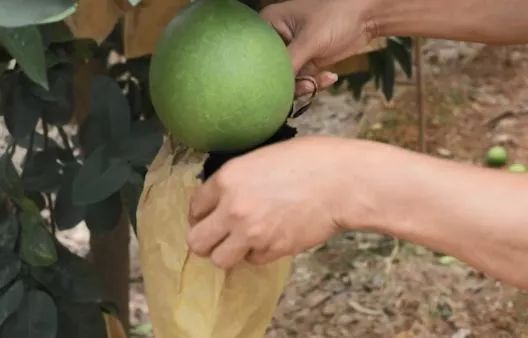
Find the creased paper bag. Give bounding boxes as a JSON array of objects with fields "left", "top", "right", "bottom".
[{"left": 137, "top": 139, "right": 293, "bottom": 338}]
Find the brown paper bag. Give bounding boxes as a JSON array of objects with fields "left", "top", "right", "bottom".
[{"left": 137, "top": 139, "right": 293, "bottom": 338}]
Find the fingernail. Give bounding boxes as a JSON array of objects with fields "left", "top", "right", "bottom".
[{"left": 328, "top": 72, "right": 339, "bottom": 82}]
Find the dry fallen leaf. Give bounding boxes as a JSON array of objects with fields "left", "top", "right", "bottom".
[
  {"left": 65, "top": 0, "right": 123, "bottom": 44},
  {"left": 123, "top": 0, "right": 190, "bottom": 58}
]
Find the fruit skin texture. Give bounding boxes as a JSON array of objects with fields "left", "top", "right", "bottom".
[
  {"left": 486, "top": 145, "right": 508, "bottom": 167},
  {"left": 149, "top": 0, "right": 295, "bottom": 152}
]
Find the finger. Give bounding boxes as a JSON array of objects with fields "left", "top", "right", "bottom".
[
  {"left": 260, "top": 6, "right": 294, "bottom": 43},
  {"left": 295, "top": 71, "right": 338, "bottom": 97},
  {"left": 287, "top": 33, "right": 318, "bottom": 73},
  {"left": 188, "top": 177, "right": 220, "bottom": 225},
  {"left": 186, "top": 210, "right": 229, "bottom": 257},
  {"left": 210, "top": 232, "right": 251, "bottom": 269},
  {"left": 317, "top": 71, "right": 339, "bottom": 90}
]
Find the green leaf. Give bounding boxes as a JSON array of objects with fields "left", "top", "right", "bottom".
[
  {"left": 0, "top": 289, "right": 57, "bottom": 338},
  {"left": 0, "top": 26, "right": 48, "bottom": 89},
  {"left": 24, "top": 191, "right": 46, "bottom": 211},
  {"left": 121, "top": 182, "right": 142, "bottom": 233},
  {"left": 0, "top": 154, "right": 23, "bottom": 200},
  {"left": 55, "top": 165, "right": 85, "bottom": 231},
  {"left": 56, "top": 301, "right": 107, "bottom": 338},
  {"left": 37, "top": 6, "right": 77, "bottom": 26},
  {"left": 0, "top": 211, "right": 18, "bottom": 251},
  {"left": 89, "top": 75, "right": 131, "bottom": 151},
  {"left": 85, "top": 193, "right": 122, "bottom": 234},
  {"left": 0, "top": 47, "right": 10, "bottom": 62},
  {"left": 31, "top": 245, "right": 103, "bottom": 302},
  {"left": 388, "top": 38, "right": 412, "bottom": 78},
  {"left": 368, "top": 51, "right": 383, "bottom": 90},
  {"left": 41, "top": 64, "right": 74, "bottom": 125},
  {"left": 78, "top": 117, "right": 105, "bottom": 156},
  {"left": 121, "top": 172, "right": 144, "bottom": 233},
  {"left": 345, "top": 72, "right": 372, "bottom": 100},
  {"left": 381, "top": 49, "right": 396, "bottom": 101},
  {"left": 19, "top": 208, "right": 57, "bottom": 267},
  {"left": 17, "top": 132, "right": 61, "bottom": 151},
  {"left": 39, "top": 22, "right": 74, "bottom": 46},
  {"left": 396, "top": 36, "right": 412, "bottom": 49},
  {"left": 126, "top": 79, "right": 142, "bottom": 120},
  {"left": 72, "top": 146, "right": 132, "bottom": 205},
  {"left": 0, "top": 62, "right": 6, "bottom": 77},
  {"left": 0, "top": 280, "right": 24, "bottom": 327},
  {"left": 0, "top": 252, "right": 20, "bottom": 289},
  {"left": 22, "top": 148, "right": 63, "bottom": 193},
  {"left": 3, "top": 74, "right": 41, "bottom": 141},
  {"left": 122, "top": 118, "right": 163, "bottom": 166},
  {"left": 0, "top": 71, "right": 16, "bottom": 116},
  {"left": 0, "top": 0, "right": 77, "bottom": 28}
]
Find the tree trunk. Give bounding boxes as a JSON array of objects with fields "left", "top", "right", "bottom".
[
  {"left": 90, "top": 213, "right": 130, "bottom": 331},
  {"left": 73, "top": 59, "right": 131, "bottom": 331}
]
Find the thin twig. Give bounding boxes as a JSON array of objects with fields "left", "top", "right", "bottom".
[
  {"left": 45, "top": 193, "right": 56, "bottom": 234},
  {"left": 57, "top": 126, "right": 73, "bottom": 154},
  {"left": 484, "top": 110, "right": 528, "bottom": 129},
  {"left": 42, "top": 121, "right": 49, "bottom": 150},
  {"left": 348, "top": 300, "right": 384, "bottom": 316},
  {"left": 23, "top": 130, "right": 36, "bottom": 166},
  {"left": 384, "top": 238, "right": 400, "bottom": 275},
  {"left": 415, "top": 37, "right": 426, "bottom": 153},
  {"left": 8, "top": 141, "right": 16, "bottom": 159},
  {"left": 41, "top": 120, "right": 55, "bottom": 232}
]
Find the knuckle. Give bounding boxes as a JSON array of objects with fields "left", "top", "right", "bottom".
[
  {"left": 214, "top": 162, "right": 239, "bottom": 190},
  {"left": 225, "top": 201, "right": 251, "bottom": 221},
  {"left": 214, "top": 169, "right": 230, "bottom": 187},
  {"left": 211, "top": 253, "right": 231, "bottom": 270},
  {"left": 186, "top": 233, "right": 208, "bottom": 257},
  {"left": 260, "top": 3, "right": 279, "bottom": 17},
  {"left": 245, "top": 226, "right": 267, "bottom": 245},
  {"left": 188, "top": 241, "right": 208, "bottom": 257},
  {"left": 270, "top": 241, "right": 290, "bottom": 255}
]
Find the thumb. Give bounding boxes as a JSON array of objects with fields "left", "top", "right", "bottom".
[{"left": 287, "top": 32, "right": 318, "bottom": 74}]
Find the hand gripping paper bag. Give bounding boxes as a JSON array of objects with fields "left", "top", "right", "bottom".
[{"left": 136, "top": 137, "right": 293, "bottom": 338}]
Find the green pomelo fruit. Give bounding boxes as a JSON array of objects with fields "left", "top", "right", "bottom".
[
  {"left": 149, "top": 0, "right": 295, "bottom": 152},
  {"left": 485, "top": 145, "right": 508, "bottom": 167}
]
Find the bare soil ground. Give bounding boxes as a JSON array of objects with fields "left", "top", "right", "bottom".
[{"left": 265, "top": 41, "right": 528, "bottom": 338}]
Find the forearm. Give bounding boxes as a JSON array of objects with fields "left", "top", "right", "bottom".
[
  {"left": 367, "top": 0, "right": 528, "bottom": 45},
  {"left": 337, "top": 141, "right": 528, "bottom": 289}
]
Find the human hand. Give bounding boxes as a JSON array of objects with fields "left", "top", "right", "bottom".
[
  {"left": 186, "top": 136, "right": 384, "bottom": 269},
  {"left": 260, "top": 0, "right": 376, "bottom": 96}
]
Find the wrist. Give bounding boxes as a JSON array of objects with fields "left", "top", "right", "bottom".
[
  {"left": 330, "top": 140, "right": 409, "bottom": 233},
  {"left": 364, "top": 0, "right": 441, "bottom": 39}
]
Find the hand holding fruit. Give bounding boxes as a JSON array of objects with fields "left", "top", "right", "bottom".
[{"left": 260, "top": 0, "right": 375, "bottom": 96}]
